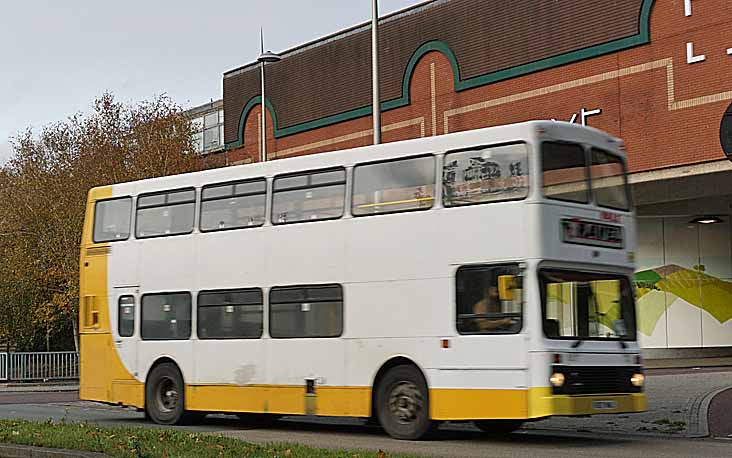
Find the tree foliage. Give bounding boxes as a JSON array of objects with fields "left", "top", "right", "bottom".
[{"left": 0, "top": 93, "right": 202, "bottom": 351}]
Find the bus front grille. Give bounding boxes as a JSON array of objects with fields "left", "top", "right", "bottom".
[{"left": 551, "top": 365, "right": 642, "bottom": 395}]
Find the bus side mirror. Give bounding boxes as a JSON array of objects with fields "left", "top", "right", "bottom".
[{"left": 498, "top": 275, "right": 517, "bottom": 301}]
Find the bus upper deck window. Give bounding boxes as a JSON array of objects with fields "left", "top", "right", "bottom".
[
  {"left": 93, "top": 197, "right": 132, "bottom": 243},
  {"left": 136, "top": 189, "right": 195, "bottom": 238},
  {"left": 541, "top": 142, "right": 588, "bottom": 204},
  {"left": 352, "top": 156, "right": 435, "bottom": 216},
  {"left": 200, "top": 179, "right": 266, "bottom": 232},
  {"left": 590, "top": 148, "right": 630, "bottom": 211},
  {"left": 443, "top": 143, "right": 529, "bottom": 207},
  {"left": 272, "top": 169, "right": 346, "bottom": 225}
]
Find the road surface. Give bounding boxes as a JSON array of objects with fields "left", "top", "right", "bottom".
[{"left": 0, "top": 393, "right": 729, "bottom": 458}]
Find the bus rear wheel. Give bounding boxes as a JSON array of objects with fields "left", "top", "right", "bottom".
[
  {"left": 145, "top": 362, "right": 196, "bottom": 425},
  {"left": 376, "top": 365, "right": 433, "bottom": 440},
  {"left": 473, "top": 419, "right": 524, "bottom": 435}
]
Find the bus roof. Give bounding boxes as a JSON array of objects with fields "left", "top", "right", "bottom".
[{"left": 97, "top": 120, "right": 623, "bottom": 198}]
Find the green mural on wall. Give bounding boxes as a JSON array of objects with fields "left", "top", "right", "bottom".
[{"left": 634, "top": 265, "right": 732, "bottom": 335}]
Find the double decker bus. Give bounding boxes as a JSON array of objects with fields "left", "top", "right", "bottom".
[{"left": 79, "top": 121, "right": 646, "bottom": 440}]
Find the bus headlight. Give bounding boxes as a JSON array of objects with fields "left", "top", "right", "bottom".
[
  {"left": 550, "top": 372, "right": 565, "bottom": 387},
  {"left": 631, "top": 373, "right": 645, "bottom": 387}
]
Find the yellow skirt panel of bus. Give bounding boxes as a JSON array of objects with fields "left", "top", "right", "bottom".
[
  {"left": 79, "top": 333, "right": 143, "bottom": 407},
  {"left": 430, "top": 388, "right": 528, "bottom": 420},
  {"left": 185, "top": 385, "right": 371, "bottom": 417},
  {"left": 184, "top": 386, "right": 644, "bottom": 420}
]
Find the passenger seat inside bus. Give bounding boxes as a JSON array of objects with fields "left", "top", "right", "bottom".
[{"left": 544, "top": 319, "right": 560, "bottom": 338}]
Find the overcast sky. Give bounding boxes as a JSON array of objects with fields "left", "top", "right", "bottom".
[{"left": 0, "top": 0, "right": 421, "bottom": 163}]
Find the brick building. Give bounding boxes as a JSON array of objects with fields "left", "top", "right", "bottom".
[{"left": 219, "top": 0, "right": 732, "bottom": 351}]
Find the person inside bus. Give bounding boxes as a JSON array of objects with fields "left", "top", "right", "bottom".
[{"left": 472, "top": 285, "right": 514, "bottom": 332}]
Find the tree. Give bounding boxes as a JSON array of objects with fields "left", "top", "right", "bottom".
[{"left": 0, "top": 92, "right": 204, "bottom": 351}]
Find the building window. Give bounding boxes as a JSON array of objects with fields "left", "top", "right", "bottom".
[
  {"left": 197, "top": 288, "right": 263, "bottom": 339},
  {"left": 192, "top": 108, "right": 224, "bottom": 154},
  {"left": 272, "top": 168, "right": 346, "bottom": 224},
  {"left": 136, "top": 188, "right": 196, "bottom": 238},
  {"left": 141, "top": 292, "right": 192, "bottom": 341},
  {"left": 269, "top": 285, "right": 343, "bottom": 338},
  {"left": 443, "top": 143, "right": 530, "bottom": 207},
  {"left": 456, "top": 264, "right": 522, "bottom": 334},
  {"left": 200, "top": 179, "right": 266, "bottom": 232},
  {"left": 93, "top": 197, "right": 132, "bottom": 243},
  {"left": 352, "top": 155, "right": 435, "bottom": 216},
  {"left": 118, "top": 295, "right": 135, "bottom": 337}
]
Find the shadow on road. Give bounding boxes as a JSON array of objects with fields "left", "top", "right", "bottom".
[{"left": 191, "top": 414, "right": 636, "bottom": 447}]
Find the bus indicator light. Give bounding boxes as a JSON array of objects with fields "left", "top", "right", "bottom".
[
  {"left": 631, "top": 373, "right": 645, "bottom": 387},
  {"left": 550, "top": 372, "right": 565, "bottom": 387},
  {"left": 441, "top": 339, "right": 450, "bottom": 349}
]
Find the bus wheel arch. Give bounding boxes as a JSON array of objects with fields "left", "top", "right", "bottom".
[{"left": 371, "top": 357, "right": 434, "bottom": 440}]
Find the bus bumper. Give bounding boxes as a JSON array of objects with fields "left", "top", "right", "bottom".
[{"left": 549, "top": 392, "right": 647, "bottom": 416}]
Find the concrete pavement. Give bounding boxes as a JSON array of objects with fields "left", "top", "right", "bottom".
[
  {"left": 0, "top": 384, "right": 78, "bottom": 393},
  {"left": 0, "top": 391, "right": 79, "bottom": 406},
  {"left": 0, "top": 444, "right": 108, "bottom": 458},
  {"left": 708, "top": 387, "right": 732, "bottom": 438}
]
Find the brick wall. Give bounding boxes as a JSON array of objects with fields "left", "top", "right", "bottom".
[{"left": 224, "top": 0, "right": 732, "bottom": 174}]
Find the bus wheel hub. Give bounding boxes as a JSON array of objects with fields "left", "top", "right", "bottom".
[
  {"left": 157, "top": 378, "right": 179, "bottom": 412},
  {"left": 389, "top": 381, "right": 423, "bottom": 423}
]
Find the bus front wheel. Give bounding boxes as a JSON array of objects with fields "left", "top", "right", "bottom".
[
  {"left": 145, "top": 362, "right": 195, "bottom": 425},
  {"left": 376, "top": 365, "right": 433, "bottom": 440}
]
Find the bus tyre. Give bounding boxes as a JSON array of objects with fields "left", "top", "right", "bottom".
[
  {"left": 145, "top": 363, "right": 192, "bottom": 425},
  {"left": 376, "top": 365, "right": 433, "bottom": 440},
  {"left": 473, "top": 419, "right": 524, "bottom": 435}
]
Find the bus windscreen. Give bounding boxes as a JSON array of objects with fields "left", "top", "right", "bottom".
[{"left": 540, "top": 269, "right": 636, "bottom": 341}]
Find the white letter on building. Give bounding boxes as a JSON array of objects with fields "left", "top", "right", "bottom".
[
  {"left": 686, "top": 42, "right": 706, "bottom": 64},
  {"left": 685, "top": 0, "right": 692, "bottom": 17},
  {"left": 580, "top": 108, "right": 602, "bottom": 126}
]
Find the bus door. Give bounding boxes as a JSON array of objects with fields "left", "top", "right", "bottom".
[{"left": 113, "top": 287, "right": 139, "bottom": 379}]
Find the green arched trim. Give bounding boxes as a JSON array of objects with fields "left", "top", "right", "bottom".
[
  {"left": 227, "top": 0, "right": 654, "bottom": 149},
  {"left": 234, "top": 96, "right": 279, "bottom": 149},
  {"left": 388, "top": 40, "right": 462, "bottom": 110}
]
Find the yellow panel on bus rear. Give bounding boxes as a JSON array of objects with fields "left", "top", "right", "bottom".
[{"left": 79, "top": 185, "right": 144, "bottom": 408}]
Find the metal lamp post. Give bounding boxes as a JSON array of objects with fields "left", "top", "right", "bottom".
[
  {"left": 371, "top": 0, "right": 381, "bottom": 145},
  {"left": 257, "top": 46, "right": 281, "bottom": 162}
]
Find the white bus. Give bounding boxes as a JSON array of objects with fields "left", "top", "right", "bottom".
[{"left": 79, "top": 121, "right": 646, "bottom": 440}]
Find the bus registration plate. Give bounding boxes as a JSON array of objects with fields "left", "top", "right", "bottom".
[
  {"left": 561, "top": 218, "right": 624, "bottom": 249},
  {"left": 592, "top": 400, "right": 618, "bottom": 411}
]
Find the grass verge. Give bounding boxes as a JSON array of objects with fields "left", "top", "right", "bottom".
[{"left": 0, "top": 419, "right": 423, "bottom": 458}]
